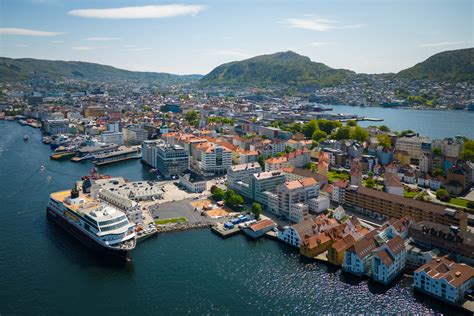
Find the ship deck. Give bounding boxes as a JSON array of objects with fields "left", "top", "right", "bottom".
[{"left": 50, "top": 190, "right": 99, "bottom": 215}]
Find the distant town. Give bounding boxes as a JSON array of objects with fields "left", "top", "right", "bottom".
[{"left": 1, "top": 73, "right": 474, "bottom": 313}]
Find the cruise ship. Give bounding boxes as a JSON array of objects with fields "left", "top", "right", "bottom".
[{"left": 46, "top": 187, "right": 136, "bottom": 259}]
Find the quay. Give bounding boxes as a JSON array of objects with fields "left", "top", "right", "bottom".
[{"left": 211, "top": 223, "right": 241, "bottom": 238}]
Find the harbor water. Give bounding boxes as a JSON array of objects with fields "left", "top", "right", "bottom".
[{"left": 0, "top": 121, "right": 466, "bottom": 314}]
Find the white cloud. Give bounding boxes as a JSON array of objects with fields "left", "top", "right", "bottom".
[
  {"left": 83, "top": 37, "right": 120, "bottom": 41},
  {"left": 72, "top": 46, "right": 97, "bottom": 51},
  {"left": 419, "top": 41, "right": 468, "bottom": 47},
  {"left": 0, "top": 28, "right": 63, "bottom": 36},
  {"left": 285, "top": 17, "right": 362, "bottom": 31},
  {"left": 16, "top": 44, "right": 29, "bottom": 48},
  {"left": 68, "top": 4, "right": 206, "bottom": 19}
]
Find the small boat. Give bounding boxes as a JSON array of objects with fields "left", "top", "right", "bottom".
[
  {"left": 50, "top": 151, "right": 75, "bottom": 160},
  {"left": 42, "top": 136, "right": 52, "bottom": 144},
  {"left": 23, "top": 134, "right": 29, "bottom": 141},
  {"left": 40, "top": 165, "right": 46, "bottom": 172}
]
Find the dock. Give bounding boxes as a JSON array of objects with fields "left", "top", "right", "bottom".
[{"left": 211, "top": 223, "right": 241, "bottom": 238}]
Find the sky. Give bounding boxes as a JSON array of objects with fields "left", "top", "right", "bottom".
[{"left": 0, "top": 0, "right": 472, "bottom": 75}]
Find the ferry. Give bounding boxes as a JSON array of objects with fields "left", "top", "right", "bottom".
[
  {"left": 92, "top": 146, "right": 141, "bottom": 166},
  {"left": 71, "top": 153, "right": 95, "bottom": 162},
  {"left": 46, "top": 187, "right": 136, "bottom": 259}
]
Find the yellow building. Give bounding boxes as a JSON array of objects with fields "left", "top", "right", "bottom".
[
  {"left": 300, "top": 232, "right": 333, "bottom": 258},
  {"left": 327, "top": 234, "right": 356, "bottom": 266}
]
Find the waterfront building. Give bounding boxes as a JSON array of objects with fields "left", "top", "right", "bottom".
[
  {"left": 409, "top": 221, "right": 474, "bottom": 264},
  {"left": 123, "top": 124, "right": 148, "bottom": 145},
  {"left": 278, "top": 215, "right": 339, "bottom": 247},
  {"left": 44, "top": 119, "right": 69, "bottom": 135},
  {"left": 406, "top": 243, "right": 440, "bottom": 270},
  {"left": 99, "top": 189, "right": 143, "bottom": 225},
  {"left": 327, "top": 234, "right": 357, "bottom": 266},
  {"left": 178, "top": 170, "right": 207, "bottom": 193},
  {"left": 344, "top": 185, "right": 467, "bottom": 231},
  {"left": 371, "top": 235, "right": 406, "bottom": 285},
  {"left": 142, "top": 140, "right": 189, "bottom": 178},
  {"left": 413, "top": 257, "right": 474, "bottom": 304},
  {"left": 100, "top": 131, "right": 124, "bottom": 145},
  {"left": 242, "top": 219, "right": 277, "bottom": 239}
]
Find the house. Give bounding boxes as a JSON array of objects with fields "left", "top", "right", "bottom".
[
  {"left": 328, "top": 234, "right": 356, "bottom": 266},
  {"left": 278, "top": 215, "right": 339, "bottom": 247},
  {"left": 413, "top": 257, "right": 474, "bottom": 304},
  {"left": 343, "top": 230, "right": 379, "bottom": 275},
  {"left": 333, "top": 206, "right": 346, "bottom": 221},
  {"left": 384, "top": 172, "right": 404, "bottom": 196},
  {"left": 308, "top": 195, "right": 330, "bottom": 214}
]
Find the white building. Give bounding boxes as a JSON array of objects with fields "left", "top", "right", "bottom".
[
  {"left": 371, "top": 235, "right": 407, "bottom": 285},
  {"left": 101, "top": 131, "right": 124, "bottom": 145},
  {"left": 44, "top": 119, "right": 70, "bottom": 135},
  {"left": 276, "top": 177, "right": 319, "bottom": 222},
  {"left": 414, "top": 257, "right": 474, "bottom": 304},
  {"left": 333, "top": 205, "right": 346, "bottom": 221},
  {"left": 192, "top": 142, "right": 232, "bottom": 176},
  {"left": 308, "top": 195, "right": 330, "bottom": 214},
  {"left": 227, "top": 163, "right": 262, "bottom": 189},
  {"left": 123, "top": 125, "right": 148, "bottom": 145},
  {"left": 179, "top": 170, "right": 207, "bottom": 193},
  {"left": 432, "top": 138, "right": 463, "bottom": 158},
  {"left": 395, "top": 136, "right": 430, "bottom": 160}
]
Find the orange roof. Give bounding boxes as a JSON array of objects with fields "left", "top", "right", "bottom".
[{"left": 249, "top": 219, "right": 275, "bottom": 232}]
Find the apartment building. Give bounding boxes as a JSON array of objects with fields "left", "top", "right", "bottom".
[
  {"left": 265, "top": 149, "right": 311, "bottom": 171},
  {"left": 395, "top": 136, "right": 431, "bottom": 161},
  {"left": 192, "top": 142, "right": 232, "bottom": 176},
  {"left": 227, "top": 163, "right": 262, "bottom": 189},
  {"left": 44, "top": 118, "right": 69, "bottom": 135},
  {"left": 432, "top": 138, "right": 463, "bottom": 158},
  {"left": 276, "top": 177, "right": 319, "bottom": 222},
  {"left": 344, "top": 185, "right": 467, "bottom": 231}
]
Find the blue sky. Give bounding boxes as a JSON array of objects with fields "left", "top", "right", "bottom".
[{"left": 0, "top": 0, "right": 472, "bottom": 75}]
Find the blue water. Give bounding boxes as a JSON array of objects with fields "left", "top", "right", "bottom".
[
  {"left": 0, "top": 121, "right": 463, "bottom": 314},
  {"left": 330, "top": 105, "right": 474, "bottom": 139}
]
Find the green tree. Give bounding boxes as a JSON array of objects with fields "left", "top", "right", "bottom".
[
  {"left": 318, "top": 119, "right": 342, "bottom": 134},
  {"left": 185, "top": 110, "right": 199, "bottom": 126},
  {"left": 258, "top": 155, "right": 265, "bottom": 171},
  {"left": 433, "top": 147, "right": 443, "bottom": 156},
  {"left": 399, "top": 129, "right": 415, "bottom": 137},
  {"left": 377, "top": 134, "right": 392, "bottom": 148},
  {"left": 346, "top": 120, "right": 357, "bottom": 127},
  {"left": 333, "top": 126, "right": 351, "bottom": 140},
  {"left": 350, "top": 126, "right": 369, "bottom": 142},
  {"left": 212, "top": 187, "right": 225, "bottom": 201},
  {"left": 365, "top": 176, "right": 375, "bottom": 188},
  {"left": 433, "top": 168, "right": 445, "bottom": 177},
  {"left": 290, "top": 122, "right": 303, "bottom": 133},
  {"left": 312, "top": 130, "right": 327, "bottom": 142},
  {"left": 224, "top": 190, "right": 244, "bottom": 209},
  {"left": 461, "top": 140, "right": 474, "bottom": 162},
  {"left": 302, "top": 119, "right": 319, "bottom": 139},
  {"left": 467, "top": 201, "right": 474, "bottom": 210},
  {"left": 378, "top": 125, "right": 390, "bottom": 132},
  {"left": 435, "top": 188, "right": 450, "bottom": 201},
  {"left": 251, "top": 202, "right": 263, "bottom": 219}
]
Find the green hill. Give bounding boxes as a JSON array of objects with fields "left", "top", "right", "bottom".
[
  {"left": 397, "top": 48, "right": 474, "bottom": 83},
  {"left": 0, "top": 57, "right": 201, "bottom": 83},
  {"left": 200, "top": 51, "right": 354, "bottom": 87}
]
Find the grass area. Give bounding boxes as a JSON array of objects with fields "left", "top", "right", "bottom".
[
  {"left": 154, "top": 217, "right": 188, "bottom": 225},
  {"left": 404, "top": 190, "right": 418, "bottom": 198},
  {"left": 328, "top": 170, "right": 350, "bottom": 183},
  {"left": 447, "top": 197, "right": 470, "bottom": 208}
]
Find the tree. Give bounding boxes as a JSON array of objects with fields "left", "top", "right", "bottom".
[
  {"left": 347, "top": 120, "right": 357, "bottom": 127},
  {"left": 212, "top": 187, "right": 225, "bottom": 201},
  {"left": 467, "top": 201, "right": 474, "bottom": 210},
  {"left": 461, "top": 140, "right": 474, "bottom": 162},
  {"left": 365, "top": 176, "right": 375, "bottom": 188},
  {"left": 333, "top": 126, "right": 351, "bottom": 140},
  {"left": 435, "top": 188, "right": 450, "bottom": 201},
  {"left": 312, "top": 130, "right": 327, "bottom": 142},
  {"left": 210, "top": 185, "right": 218, "bottom": 194},
  {"left": 251, "top": 203, "right": 263, "bottom": 219},
  {"left": 224, "top": 190, "right": 244, "bottom": 210},
  {"left": 377, "top": 134, "right": 392, "bottom": 148},
  {"left": 378, "top": 125, "right": 390, "bottom": 132},
  {"left": 433, "top": 147, "right": 443, "bottom": 156},
  {"left": 185, "top": 110, "right": 199, "bottom": 126},
  {"left": 290, "top": 122, "right": 303, "bottom": 133},
  {"left": 258, "top": 155, "right": 265, "bottom": 171},
  {"left": 400, "top": 129, "right": 415, "bottom": 137},
  {"left": 350, "top": 126, "right": 369, "bottom": 142},
  {"left": 302, "top": 119, "right": 319, "bottom": 139},
  {"left": 318, "top": 119, "right": 342, "bottom": 134},
  {"left": 433, "top": 168, "right": 445, "bottom": 177}
]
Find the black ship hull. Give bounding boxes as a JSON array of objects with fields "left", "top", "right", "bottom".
[{"left": 46, "top": 207, "right": 131, "bottom": 260}]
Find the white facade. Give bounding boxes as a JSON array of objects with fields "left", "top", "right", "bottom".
[
  {"left": 308, "top": 196, "right": 330, "bottom": 214},
  {"left": 278, "top": 226, "right": 302, "bottom": 247},
  {"left": 101, "top": 131, "right": 124, "bottom": 145}
]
